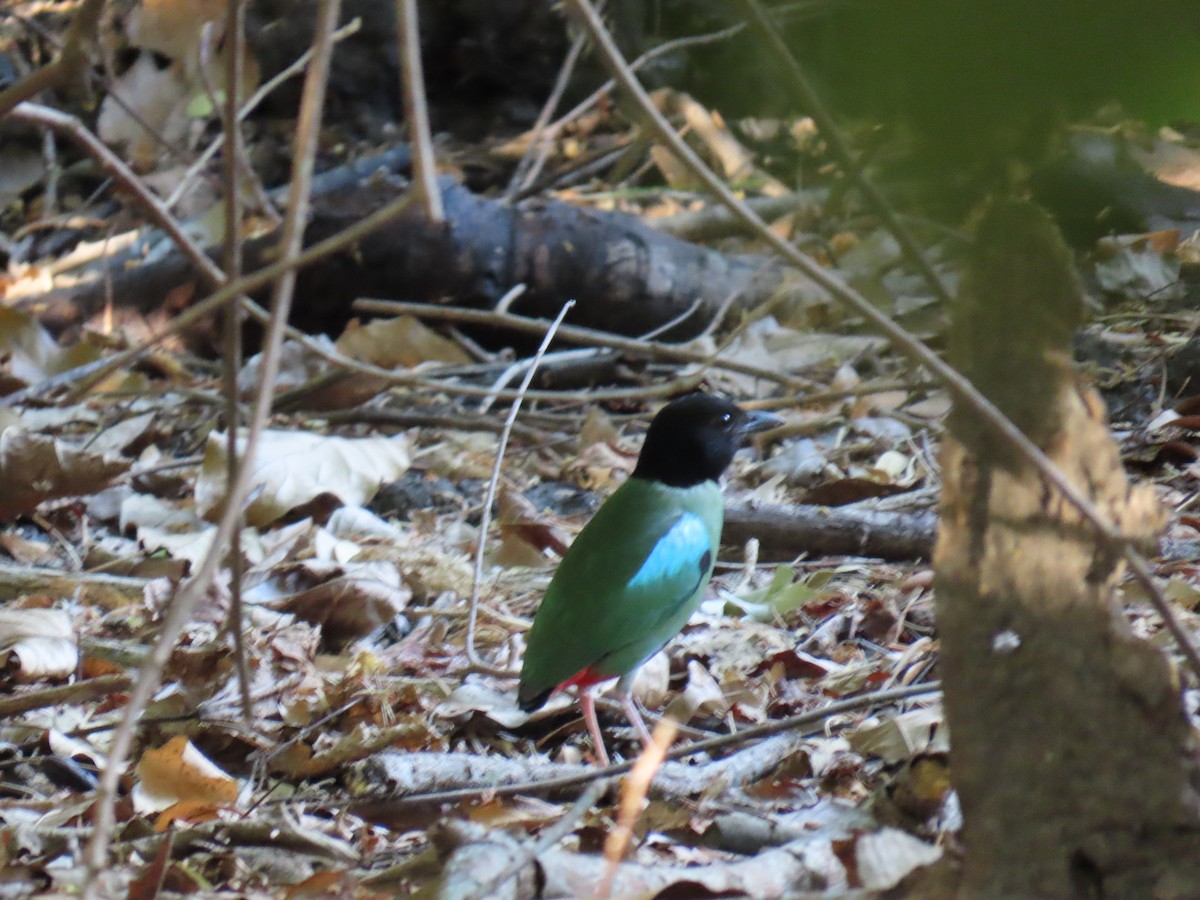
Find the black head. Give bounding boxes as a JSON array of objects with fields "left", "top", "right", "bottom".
[{"left": 632, "top": 394, "right": 782, "bottom": 488}]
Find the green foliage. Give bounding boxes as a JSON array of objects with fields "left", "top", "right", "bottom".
[{"left": 803, "top": 0, "right": 1200, "bottom": 159}]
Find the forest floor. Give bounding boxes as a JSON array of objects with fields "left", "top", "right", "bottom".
[{"left": 3, "top": 1, "right": 1200, "bottom": 896}]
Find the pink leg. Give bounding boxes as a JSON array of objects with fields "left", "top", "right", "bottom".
[
  {"left": 615, "top": 673, "right": 653, "bottom": 748},
  {"left": 579, "top": 692, "right": 610, "bottom": 766},
  {"left": 621, "top": 695, "right": 654, "bottom": 748}
]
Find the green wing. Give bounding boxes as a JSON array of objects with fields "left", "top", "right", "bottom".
[{"left": 518, "top": 478, "right": 722, "bottom": 709}]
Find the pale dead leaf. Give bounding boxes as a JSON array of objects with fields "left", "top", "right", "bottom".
[
  {"left": 672, "top": 659, "right": 728, "bottom": 721},
  {"left": 0, "top": 308, "right": 98, "bottom": 384},
  {"left": 1094, "top": 234, "right": 1183, "bottom": 302},
  {"left": 905, "top": 392, "right": 952, "bottom": 420},
  {"left": 128, "top": 0, "right": 225, "bottom": 61},
  {"left": 564, "top": 441, "right": 636, "bottom": 490},
  {"left": 855, "top": 827, "right": 942, "bottom": 890},
  {"left": 97, "top": 53, "right": 191, "bottom": 168},
  {"left": 120, "top": 493, "right": 199, "bottom": 535},
  {"left": 312, "top": 526, "right": 365, "bottom": 564},
  {"left": 325, "top": 505, "right": 406, "bottom": 542},
  {"left": 630, "top": 650, "right": 670, "bottom": 710},
  {"left": 871, "top": 450, "right": 914, "bottom": 483},
  {"left": 578, "top": 405, "right": 620, "bottom": 449},
  {"left": 0, "top": 608, "right": 77, "bottom": 682},
  {"left": 48, "top": 729, "right": 106, "bottom": 772},
  {"left": 830, "top": 363, "right": 861, "bottom": 392},
  {"left": 437, "top": 681, "right": 546, "bottom": 729},
  {"left": 848, "top": 707, "right": 944, "bottom": 763},
  {"left": 87, "top": 412, "right": 156, "bottom": 457},
  {"left": 133, "top": 736, "right": 240, "bottom": 814},
  {"left": 335, "top": 315, "right": 471, "bottom": 368},
  {"left": 196, "top": 430, "right": 410, "bottom": 527}
]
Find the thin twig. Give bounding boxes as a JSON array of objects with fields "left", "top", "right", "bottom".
[
  {"left": 465, "top": 300, "right": 576, "bottom": 668},
  {"left": 396, "top": 0, "right": 442, "bottom": 221},
  {"left": 512, "top": 21, "right": 746, "bottom": 201},
  {"left": 561, "top": 0, "right": 1200, "bottom": 684},
  {"left": 0, "top": 675, "right": 133, "bottom": 718},
  {"left": 505, "top": 21, "right": 589, "bottom": 200},
  {"left": 221, "top": 0, "right": 253, "bottom": 725}
]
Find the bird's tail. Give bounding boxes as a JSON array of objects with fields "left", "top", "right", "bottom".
[{"left": 517, "top": 683, "right": 552, "bottom": 713}]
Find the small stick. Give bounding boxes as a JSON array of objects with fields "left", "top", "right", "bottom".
[
  {"left": 0, "top": 675, "right": 132, "bottom": 718},
  {"left": 505, "top": 23, "right": 589, "bottom": 199},
  {"left": 221, "top": 0, "right": 254, "bottom": 726},
  {"left": 396, "top": 0, "right": 442, "bottom": 222},
  {"left": 465, "top": 300, "right": 576, "bottom": 669},
  {"left": 597, "top": 718, "right": 678, "bottom": 899}
]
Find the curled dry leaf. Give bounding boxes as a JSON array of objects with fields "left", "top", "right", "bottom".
[
  {"left": 629, "top": 649, "right": 671, "bottom": 710},
  {"left": 0, "top": 308, "right": 100, "bottom": 385},
  {"left": 854, "top": 827, "right": 943, "bottom": 890},
  {"left": 437, "top": 681, "right": 540, "bottom": 730},
  {"left": 669, "top": 659, "right": 728, "bottom": 722},
  {"left": 196, "top": 430, "right": 410, "bottom": 527},
  {"left": 335, "top": 315, "right": 472, "bottom": 368},
  {"left": 563, "top": 441, "right": 636, "bottom": 490},
  {"left": 0, "top": 608, "right": 78, "bottom": 682},
  {"left": 497, "top": 485, "right": 571, "bottom": 559},
  {"left": 133, "top": 735, "right": 239, "bottom": 815},
  {"left": 0, "top": 429, "right": 131, "bottom": 521},
  {"left": 270, "top": 560, "right": 412, "bottom": 647},
  {"left": 848, "top": 706, "right": 945, "bottom": 764}
]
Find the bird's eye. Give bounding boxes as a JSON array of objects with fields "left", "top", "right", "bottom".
[{"left": 719, "top": 411, "right": 733, "bottom": 425}]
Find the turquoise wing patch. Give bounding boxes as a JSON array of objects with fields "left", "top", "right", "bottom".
[{"left": 627, "top": 511, "right": 712, "bottom": 590}]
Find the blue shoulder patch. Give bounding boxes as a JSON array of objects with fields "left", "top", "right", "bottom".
[{"left": 627, "top": 512, "right": 712, "bottom": 590}]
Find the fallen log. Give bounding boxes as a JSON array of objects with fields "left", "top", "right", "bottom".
[{"left": 14, "top": 173, "right": 790, "bottom": 342}]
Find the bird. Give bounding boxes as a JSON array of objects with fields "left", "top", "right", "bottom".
[{"left": 517, "top": 393, "right": 781, "bottom": 765}]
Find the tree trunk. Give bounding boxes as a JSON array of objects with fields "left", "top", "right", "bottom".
[{"left": 935, "top": 201, "right": 1200, "bottom": 897}]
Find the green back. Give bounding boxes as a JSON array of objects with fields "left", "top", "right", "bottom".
[{"left": 518, "top": 477, "right": 723, "bottom": 706}]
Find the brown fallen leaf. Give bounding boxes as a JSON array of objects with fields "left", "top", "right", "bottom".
[
  {"left": 133, "top": 736, "right": 239, "bottom": 815},
  {"left": 0, "top": 429, "right": 131, "bottom": 521}
]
